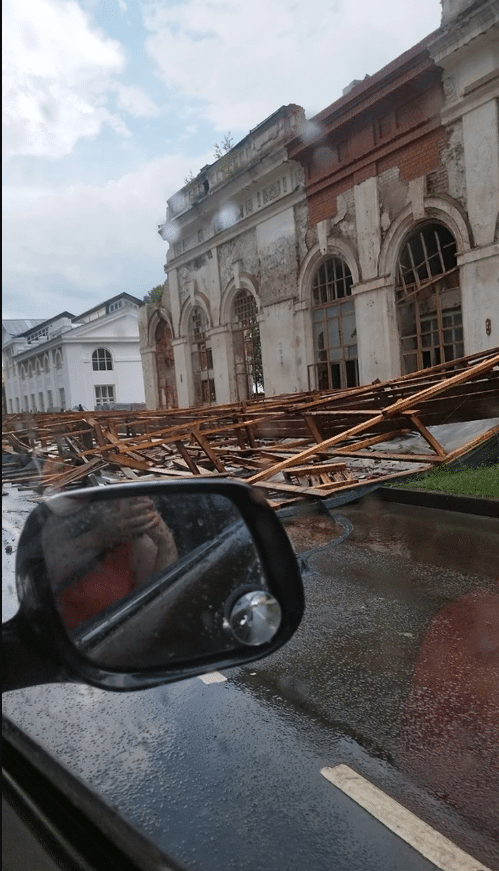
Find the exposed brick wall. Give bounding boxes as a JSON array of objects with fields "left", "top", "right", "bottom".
[
  {"left": 300, "top": 71, "right": 445, "bottom": 227},
  {"left": 426, "top": 163, "right": 449, "bottom": 197},
  {"left": 378, "top": 166, "right": 408, "bottom": 222},
  {"left": 309, "top": 178, "right": 353, "bottom": 225},
  {"left": 396, "top": 128, "right": 446, "bottom": 181}
]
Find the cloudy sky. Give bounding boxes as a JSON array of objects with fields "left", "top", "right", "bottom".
[{"left": 2, "top": 0, "right": 442, "bottom": 321}]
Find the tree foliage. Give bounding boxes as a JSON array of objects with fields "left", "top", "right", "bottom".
[
  {"left": 213, "top": 132, "right": 233, "bottom": 159},
  {"left": 184, "top": 133, "right": 235, "bottom": 186},
  {"left": 143, "top": 284, "right": 164, "bottom": 304}
]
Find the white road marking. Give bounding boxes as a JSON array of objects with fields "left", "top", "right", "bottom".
[
  {"left": 198, "top": 671, "right": 227, "bottom": 684},
  {"left": 321, "top": 764, "right": 492, "bottom": 871}
]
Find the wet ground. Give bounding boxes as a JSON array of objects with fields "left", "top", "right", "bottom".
[{"left": 3, "top": 484, "right": 499, "bottom": 870}]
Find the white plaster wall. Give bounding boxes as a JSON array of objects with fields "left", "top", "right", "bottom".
[
  {"left": 291, "top": 304, "right": 311, "bottom": 392},
  {"left": 353, "top": 284, "right": 402, "bottom": 383},
  {"left": 459, "top": 246, "right": 499, "bottom": 353},
  {"left": 462, "top": 99, "right": 499, "bottom": 246},
  {"left": 141, "top": 348, "right": 159, "bottom": 409},
  {"left": 172, "top": 340, "right": 193, "bottom": 407},
  {"left": 354, "top": 178, "right": 381, "bottom": 281},
  {"left": 209, "top": 327, "right": 234, "bottom": 405},
  {"left": 138, "top": 307, "right": 158, "bottom": 409},
  {"left": 259, "top": 300, "right": 300, "bottom": 396}
]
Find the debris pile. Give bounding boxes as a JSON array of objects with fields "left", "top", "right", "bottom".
[{"left": 3, "top": 349, "right": 498, "bottom": 508}]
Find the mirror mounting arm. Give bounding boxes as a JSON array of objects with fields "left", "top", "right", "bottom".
[{"left": 2, "top": 617, "right": 66, "bottom": 694}]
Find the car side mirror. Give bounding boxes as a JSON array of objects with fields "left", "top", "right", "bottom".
[{"left": 3, "top": 480, "right": 304, "bottom": 692}]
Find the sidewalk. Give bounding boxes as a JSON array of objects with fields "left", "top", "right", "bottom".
[{"left": 378, "top": 486, "right": 498, "bottom": 518}]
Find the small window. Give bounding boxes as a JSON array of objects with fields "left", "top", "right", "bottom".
[
  {"left": 27, "top": 326, "right": 48, "bottom": 344},
  {"left": 108, "top": 300, "right": 123, "bottom": 313},
  {"left": 95, "top": 385, "right": 115, "bottom": 407},
  {"left": 47, "top": 390, "right": 53, "bottom": 409},
  {"left": 59, "top": 387, "right": 66, "bottom": 410},
  {"left": 38, "top": 392, "right": 45, "bottom": 412},
  {"left": 92, "top": 348, "right": 113, "bottom": 371}
]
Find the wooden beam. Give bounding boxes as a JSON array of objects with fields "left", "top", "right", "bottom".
[
  {"left": 174, "top": 440, "right": 200, "bottom": 475},
  {"left": 191, "top": 429, "right": 226, "bottom": 473},
  {"left": 406, "top": 414, "right": 447, "bottom": 456}
]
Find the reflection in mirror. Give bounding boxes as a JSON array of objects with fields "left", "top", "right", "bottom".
[{"left": 41, "top": 492, "right": 279, "bottom": 669}]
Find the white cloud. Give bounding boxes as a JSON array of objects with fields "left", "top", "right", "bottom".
[
  {"left": 143, "top": 0, "right": 441, "bottom": 129},
  {"left": 2, "top": 0, "right": 125, "bottom": 160},
  {"left": 114, "top": 84, "right": 161, "bottom": 117},
  {"left": 2, "top": 150, "right": 213, "bottom": 318}
]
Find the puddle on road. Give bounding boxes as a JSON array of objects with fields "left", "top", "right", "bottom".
[
  {"left": 282, "top": 513, "right": 343, "bottom": 553},
  {"left": 338, "top": 495, "right": 499, "bottom": 580}
]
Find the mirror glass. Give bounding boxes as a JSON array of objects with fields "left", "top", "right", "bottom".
[{"left": 39, "top": 491, "right": 281, "bottom": 669}]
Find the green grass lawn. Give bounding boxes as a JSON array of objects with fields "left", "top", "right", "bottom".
[{"left": 397, "top": 463, "right": 499, "bottom": 499}]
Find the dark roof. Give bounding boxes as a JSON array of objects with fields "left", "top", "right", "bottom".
[
  {"left": 74, "top": 292, "right": 144, "bottom": 321},
  {"left": 19, "top": 312, "right": 75, "bottom": 337}
]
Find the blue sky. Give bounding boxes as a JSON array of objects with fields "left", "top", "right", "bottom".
[{"left": 2, "top": 0, "right": 442, "bottom": 320}]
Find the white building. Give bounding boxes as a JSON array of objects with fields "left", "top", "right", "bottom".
[{"left": 2, "top": 293, "right": 146, "bottom": 414}]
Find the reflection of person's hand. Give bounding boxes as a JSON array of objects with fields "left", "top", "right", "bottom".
[
  {"left": 92, "top": 497, "right": 164, "bottom": 548},
  {"left": 129, "top": 503, "right": 179, "bottom": 583}
]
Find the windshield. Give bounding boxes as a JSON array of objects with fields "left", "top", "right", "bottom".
[{"left": 3, "top": 1, "right": 498, "bottom": 870}]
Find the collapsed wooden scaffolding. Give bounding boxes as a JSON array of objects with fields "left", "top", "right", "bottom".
[{"left": 3, "top": 348, "right": 499, "bottom": 508}]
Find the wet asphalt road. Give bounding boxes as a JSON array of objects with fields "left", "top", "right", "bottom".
[{"left": 3, "top": 484, "right": 499, "bottom": 871}]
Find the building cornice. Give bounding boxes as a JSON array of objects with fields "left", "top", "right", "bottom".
[{"left": 164, "top": 185, "right": 305, "bottom": 274}]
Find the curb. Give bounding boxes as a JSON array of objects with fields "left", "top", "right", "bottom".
[{"left": 378, "top": 486, "right": 498, "bottom": 518}]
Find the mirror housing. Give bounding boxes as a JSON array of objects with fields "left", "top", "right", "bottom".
[{"left": 3, "top": 480, "right": 304, "bottom": 692}]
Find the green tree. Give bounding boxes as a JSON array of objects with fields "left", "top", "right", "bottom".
[
  {"left": 143, "top": 285, "right": 164, "bottom": 304},
  {"left": 213, "top": 132, "right": 233, "bottom": 159}
]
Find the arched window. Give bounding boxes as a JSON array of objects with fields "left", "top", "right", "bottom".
[
  {"left": 311, "top": 257, "right": 358, "bottom": 390},
  {"left": 92, "top": 348, "right": 113, "bottom": 371},
  {"left": 396, "top": 223, "right": 462, "bottom": 373},
  {"left": 155, "top": 320, "right": 177, "bottom": 408},
  {"left": 188, "top": 307, "right": 215, "bottom": 405},
  {"left": 231, "top": 290, "right": 263, "bottom": 400}
]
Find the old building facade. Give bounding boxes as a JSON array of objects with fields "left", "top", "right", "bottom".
[
  {"left": 140, "top": 104, "right": 310, "bottom": 408},
  {"left": 142, "top": 0, "right": 498, "bottom": 409},
  {"left": 288, "top": 0, "right": 498, "bottom": 386}
]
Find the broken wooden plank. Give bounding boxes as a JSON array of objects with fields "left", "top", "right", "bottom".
[
  {"left": 406, "top": 414, "right": 447, "bottom": 456},
  {"left": 191, "top": 429, "right": 226, "bottom": 473},
  {"left": 174, "top": 440, "right": 200, "bottom": 475},
  {"left": 247, "top": 354, "right": 499, "bottom": 485}
]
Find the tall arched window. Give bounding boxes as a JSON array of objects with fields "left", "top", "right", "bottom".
[
  {"left": 231, "top": 289, "right": 263, "bottom": 400},
  {"left": 311, "top": 257, "right": 358, "bottom": 390},
  {"left": 155, "top": 319, "right": 177, "bottom": 408},
  {"left": 92, "top": 348, "right": 113, "bottom": 370},
  {"left": 396, "top": 223, "right": 462, "bottom": 373},
  {"left": 188, "top": 307, "right": 215, "bottom": 405}
]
